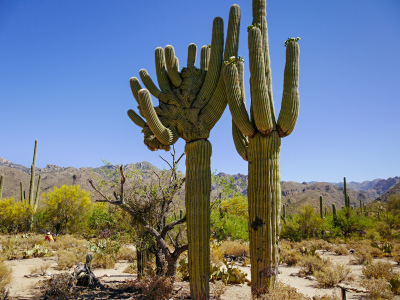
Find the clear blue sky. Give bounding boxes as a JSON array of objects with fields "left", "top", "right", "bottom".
[{"left": 1, "top": 0, "right": 399, "bottom": 183}]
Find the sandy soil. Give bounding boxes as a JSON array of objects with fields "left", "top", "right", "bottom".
[{"left": 4, "top": 250, "right": 400, "bottom": 299}]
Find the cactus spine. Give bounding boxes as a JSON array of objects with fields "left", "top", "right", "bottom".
[
  {"left": 0, "top": 175, "right": 4, "bottom": 199},
  {"left": 320, "top": 196, "right": 324, "bottom": 218},
  {"left": 127, "top": 7, "right": 240, "bottom": 299},
  {"left": 223, "top": 0, "right": 300, "bottom": 295}
]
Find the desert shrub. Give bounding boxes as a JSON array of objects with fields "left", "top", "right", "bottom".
[
  {"left": 312, "top": 293, "right": 341, "bottom": 300},
  {"left": 210, "top": 241, "right": 223, "bottom": 267},
  {"left": 92, "top": 253, "right": 116, "bottom": 269},
  {"left": 350, "top": 249, "right": 373, "bottom": 265},
  {"left": 117, "top": 246, "right": 136, "bottom": 262},
  {"left": 176, "top": 257, "right": 189, "bottom": 281},
  {"left": 282, "top": 250, "right": 301, "bottom": 266},
  {"left": 333, "top": 245, "right": 349, "bottom": 256},
  {"left": 133, "top": 276, "right": 173, "bottom": 300},
  {"left": 0, "top": 258, "right": 11, "bottom": 300},
  {"left": 393, "top": 250, "right": 400, "bottom": 265},
  {"left": 56, "top": 250, "right": 82, "bottom": 270},
  {"left": 315, "top": 263, "right": 353, "bottom": 287},
  {"left": 40, "top": 273, "right": 76, "bottom": 300},
  {"left": 210, "top": 260, "right": 247, "bottom": 285},
  {"left": 40, "top": 185, "right": 91, "bottom": 234},
  {"left": 219, "top": 240, "right": 249, "bottom": 257},
  {"left": 256, "top": 281, "right": 309, "bottom": 300},
  {"left": 363, "top": 261, "right": 396, "bottom": 281},
  {"left": 361, "top": 278, "right": 394, "bottom": 300},
  {"left": 0, "top": 198, "right": 33, "bottom": 233},
  {"left": 211, "top": 281, "right": 226, "bottom": 299},
  {"left": 299, "top": 256, "right": 331, "bottom": 275},
  {"left": 123, "top": 263, "right": 136, "bottom": 274}
]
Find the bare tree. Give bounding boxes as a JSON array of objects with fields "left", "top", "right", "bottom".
[{"left": 89, "top": 148, "right": 187, "bottom": 279}]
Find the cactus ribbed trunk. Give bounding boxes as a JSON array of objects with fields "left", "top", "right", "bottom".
[
  {"left": 248, "top": 131, "right": 281, "bottom": 295},
  {"left": 185, "top": 139, "right": 211, "bottom": 300}
]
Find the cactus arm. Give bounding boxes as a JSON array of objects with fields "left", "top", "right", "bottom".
[
  {"left": 33, "top": 174, "right": 41, "bottom": 212},
  {"left": 0, "top": 175, "right": 4, "bottom": 199},
  {"left": 127, "top": 109, "right": 146, "bottom": 128},
  {"left": 187, "top": 43, "right": 197, "bottom": 67},
  {"left": 165, "top": 45, "right": 182, "bottom": 87},
  {"left": 248, "top": 27, "right": 274, "bottom": 135},
  {"left": 139, "top": 69, "right": 162, "bottom": 98},
  {"left": 138, "top": 89, "right": 178, "bottom": 145},
  {"left": 223, "top": 63, "right": 255, "bottom": 137},
  {"left": 232, "top": 120, "right": 248, "bottom": 161},
  {"left": 200, "top": 45, "right": 211, "bottom": 70},
  {"left": 252, "top": 0, "right": 274, "bottom": 116},
  {"left": 155, "top": 47, "right": 172, "bottom": 92},
  {"left": 194, "top": 17, "right": 224, "bottom": 109},
  {"left": 200, "top": 5, "right": 241, "bottom": 130},
  {"left": 276, "top": 41, "right": 300, "bottom": 137}
]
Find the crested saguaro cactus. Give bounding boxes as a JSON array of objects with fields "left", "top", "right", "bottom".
[
  {"left": 222, "top": 0, "right": 300, "bottom": 295},
  {"left": 127, "top": 6, "right": 240, "bottom": 299}
]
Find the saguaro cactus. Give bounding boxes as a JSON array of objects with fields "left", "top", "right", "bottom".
[
  {"left": 0, "top": 175, "right": 4, "bottom": 199},
  {"left": 28, "top": 140, "right": 41, "bottom": 229},
  {"left": 332, "top": 203, "right": 337, "bottom": 223},
  {"left": 222, "top": 0, "right": 300, "bottom": 295},
  {"left": 127, "top": 6, "right": 240, "bottom": 299},
  {"left": 320, "top": 196, "right": 324, "bottom": 219}
]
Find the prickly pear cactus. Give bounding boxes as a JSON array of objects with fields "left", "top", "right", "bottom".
[
  {"left": 127, "top": 6, "right": 241, "bottom": 300},
  {"left": 222, "top": 0, "right": 300, "bottom": 296}
]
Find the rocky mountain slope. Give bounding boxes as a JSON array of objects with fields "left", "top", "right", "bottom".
[{"left": 1, "top": 157, "right": 399, "bottom": 213}]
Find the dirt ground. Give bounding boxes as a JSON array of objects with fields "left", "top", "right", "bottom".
[{"left": 4, "top": 250, "right": 400, "bottom": 299}]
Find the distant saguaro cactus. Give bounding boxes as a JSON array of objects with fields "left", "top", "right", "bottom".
[
  {"left": 332, "top": 203, "right": 337, "bottom": 223},
  {"left": 222, "top": 0, "right": 300, "bottom": 295},
  {"left": 127, "top": 6, "right": 241, "bottom": 299},
  {"left": 320, "top": 196, "right": 324, "bottom": 219},
  {"left": 28, "top": 140, "right": 41, "bottom": 230},
  {"left": 0, "top": 175, "right": 4, "bottom": 199}
]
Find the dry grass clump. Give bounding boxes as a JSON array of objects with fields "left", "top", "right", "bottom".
[
  {"left": 363, "top": 261, "right": 396, "bottom": 281},
  {"left": 117, "top": 246, "right": 136, "bottom": 262},
  {"left": 219, "top": 240, "right": 249, "bottom": 257},
  {"left": 131, "top": 276, "right": 173, "bottom": 300},
  {"left": 299, "top": 256, "right": 331, "bottom": 275},
  {"left": 29, "top": 262, "right": 50, "bottom": 276},
  {"left": 333, "top": 245, "right": 349, "bottom": 256},
  {"left": 312, "top": 293, "right": 341, "bottom": 300},
  {"left": 350, "top": 249, "right": 373, "bottom": 265},
  {"left": 392, "top": 245, "right": 400, "bottom": 265},
  {"left": 255, "top": 281, "right": 309, "bottom": 300},
  {"left": 361, "top": 278, "right": 394, "bottom": 300},
  {"left": 0, "top": 258, "right": 11, "bottom": 300},
  {"left": 56, "top": 250, "right": 83, "bottom": 270},
  {"left": 48, "top": 235, "right": 86, "bottom": 251},
  {"left": 210, "top": 241, "right": 223, "bottom": 267},
  {"left": 314, "top": 263, "right": 353, "bottom": 287}
]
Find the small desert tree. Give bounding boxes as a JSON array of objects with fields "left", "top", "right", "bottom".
[
  {"left": 89, "top": 148, "right": 187, "bottom": 279},
  {"left": 40, "top": 185, "right": 91, "bottom": 234}
]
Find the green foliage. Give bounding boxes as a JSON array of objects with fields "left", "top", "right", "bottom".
[
  {"left": 280, "top": 205, "right": 324, "bottom": 241},
  {"left": 22, "top": 243, "right": 49, "bottom": 258},
  {"left": 0, "top": 197, "right": 33, "bottom": 233},
  {"left": 40, "top": 185, "right": 91, "bottom": 234}
]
